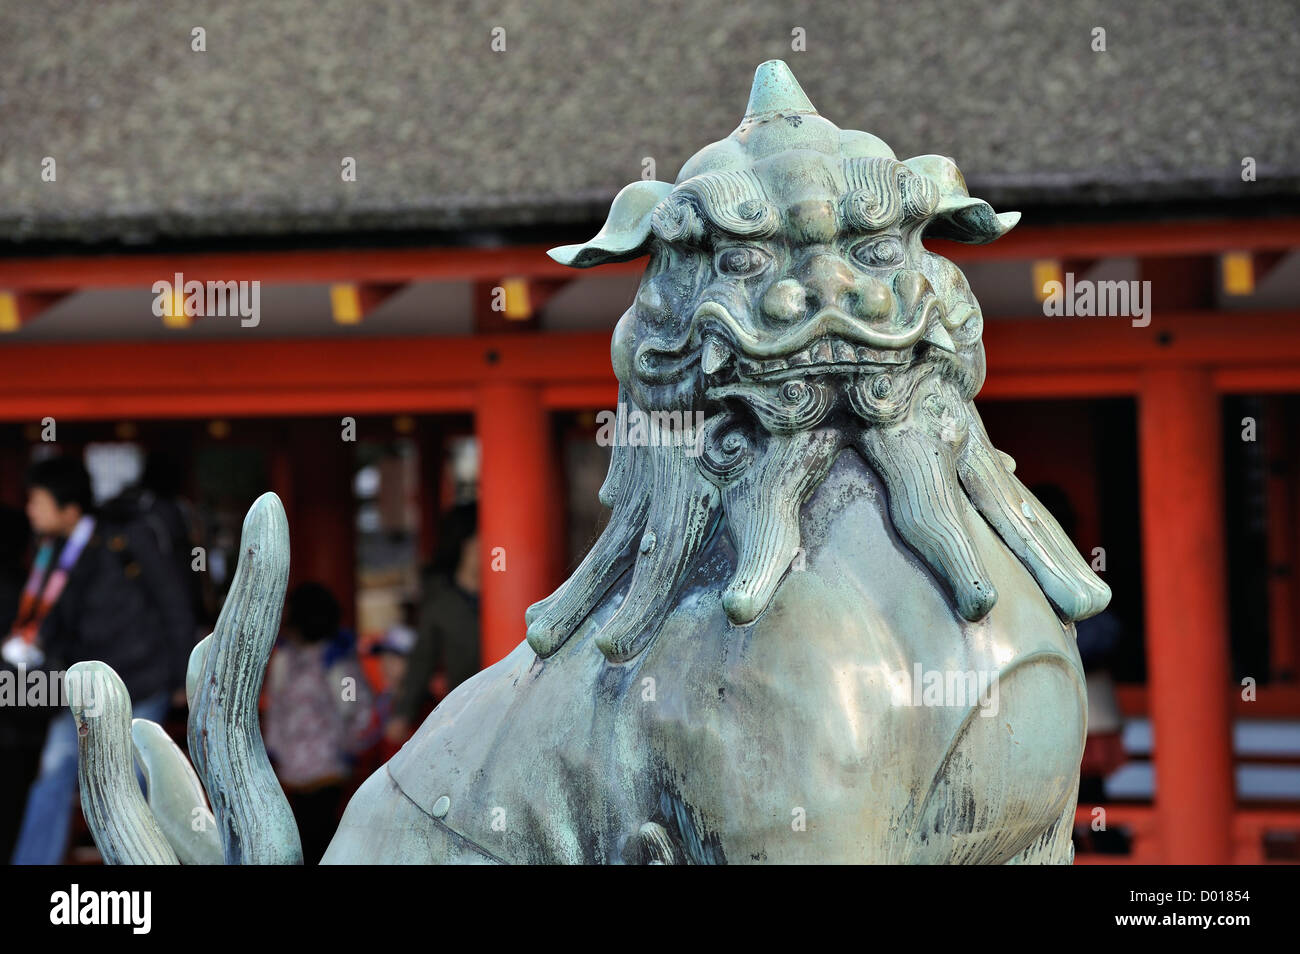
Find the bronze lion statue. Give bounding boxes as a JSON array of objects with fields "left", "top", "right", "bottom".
[{"left": 69, "top": 61, "right": 1108, "bottom": 865}]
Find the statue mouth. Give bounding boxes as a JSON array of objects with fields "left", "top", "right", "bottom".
[
  {"left": 632, "top": 299, "right": 959, "bottom": 385},
  {"left": 733, "top": 333, "right": 911, "bottom": 380},
  {"left": 693, "top": 301, "right": 932, "bottom": 362},
  {"left": 697, "top": 302, "right": 957, "bottom": 383}
]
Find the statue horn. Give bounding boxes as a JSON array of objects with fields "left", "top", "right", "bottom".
[
  {"left": 905, "top": 154, "right": 1020, "bottom": 245},
  {"left": 743, "top": 59, "right": 817, "bottom": 120},
  {"left": 548, "top": 180, "right": 673, "bottom": 268}
]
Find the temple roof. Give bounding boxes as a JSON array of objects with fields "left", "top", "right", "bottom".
[{"left": 1, "top": 0, "right": 1297, "bottom": 247}]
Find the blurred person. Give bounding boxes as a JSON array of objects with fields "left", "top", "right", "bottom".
[
  {"left": 385, "top": 503, "right": 480, "bottom": 745},
  {"left": 109, "top": 450, "right": 210, "bottom": 712},
  {"left": 371, "top": 604, "right": 417, "bottom": 732},
  {"left": 8, "top": 456, "right": 195, "bottom": 865},
  {"left": 263, "top": 581, "right": 373, "bottom": 865},
  {"left": 0, "top": 504, "right": 44, "bottom": 863},
  {"left": 111, "top": 449, "right": 210, "bottom": 635},
  {"left": 352, "top": 612, "right": 416, "bottom": 781}
]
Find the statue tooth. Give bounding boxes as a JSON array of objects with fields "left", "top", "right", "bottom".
[
  {"left": 833, "top": 340, "right": 856, "bottom": 362},
  {"left": 812, "top": 339, "right": 834, "bottom": 363},
  {"left": 922, "top": 323, "right": 957, "bottom": 353},
  {"left": 763, "top": 358, "right": 786, "bottom": 373},
  {"left": 787, "top": 349, "right": 811, "bottom": 367},
  {"left": 701, "top": 335, "right": 732, "bottom": 375}
]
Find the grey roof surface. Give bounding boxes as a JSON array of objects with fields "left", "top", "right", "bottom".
[{"left": 1, "top": 0, "right": 1297, "bottom": 245}]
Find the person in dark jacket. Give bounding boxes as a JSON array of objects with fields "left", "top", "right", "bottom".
[
  {"left": 126, "top": 449, "right": 211, "bottom": 632},
  {"left": 385, "top": 503, "right": 480, "bottom": 744},
  {"left": 9, "top": 456, "right": 195, "bottom": 865}
]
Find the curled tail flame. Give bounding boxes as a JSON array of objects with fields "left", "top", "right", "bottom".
[{"left": 70, "top": 492, "right": 302, "bottom": 865}]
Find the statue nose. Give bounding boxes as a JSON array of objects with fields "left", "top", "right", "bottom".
[{"left": 800, "top": 254, "right": 856, "bottom": 314}]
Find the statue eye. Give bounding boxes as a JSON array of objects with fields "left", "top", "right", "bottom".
[
  {"left": 851, "top": 237, "right": 905, "bottom": 269},
  {"left": 715, "top": 245, "right": 771, "bottom": 278}
]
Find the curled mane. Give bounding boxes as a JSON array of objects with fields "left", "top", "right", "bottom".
[{"left": 526, "top": 363, "right": 1108, "bottom": 664}]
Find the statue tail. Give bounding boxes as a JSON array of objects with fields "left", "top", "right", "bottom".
[{"left": 70, "top": 492, "right": 303, "bottom": 865}]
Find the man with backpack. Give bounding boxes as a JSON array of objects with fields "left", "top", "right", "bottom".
[{"left": 6, "top": 455, "right": 195, "bottom": 865}]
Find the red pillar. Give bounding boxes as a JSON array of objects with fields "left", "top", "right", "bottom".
[
  {"left": 475, "top": 382, "right": 561, "bottom": 667},
  {"left": 1138, "top": 367, "right": 1234, "bottom": 863}
]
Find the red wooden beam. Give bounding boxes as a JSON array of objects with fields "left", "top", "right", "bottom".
[
  {"left": 1214, "top": 367, "right": 1300, "bottom": 393},
  {"left": 927, "top": 217, "right": 1300, "bottom": 263},
  {"left": 0, "top": 387, "right": 480, "bottom": 421},
  {"left": 978, "top": 371, "right": 1138, "bottom": 399},
  {"left": 982, "top": 309, "right": 1300, "bottom": 373},
  {"left": 0, "top": 310, "right": 1297, "bottom": 422},
  {"left": 1115, "top": 684, "right": 1300, "bottom": 718},
  {"left": 1, "top": 219, "right": 1297, "bottom": 291},
  {"left": 0, "top": 332, "right": 615, "bottom": 417}
]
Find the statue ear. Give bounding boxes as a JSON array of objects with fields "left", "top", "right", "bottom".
[
  {"left": 904, "top": 155, "right": 1020, "bottom": 245},
  {"left": 548, "top": 180, "right": 674, "bottom": 268}
]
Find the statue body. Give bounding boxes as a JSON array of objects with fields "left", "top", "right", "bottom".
[
  {"left": 327, "top": 452, "right": 1085, "bottom": 864},
  {"left": 71, "top": 60, "right": 1106, "bottom": 866}
]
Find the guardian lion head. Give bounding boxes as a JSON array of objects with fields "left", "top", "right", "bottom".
[{"left": 527, "top": 61, "right": 1108, "bottom": 663}]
